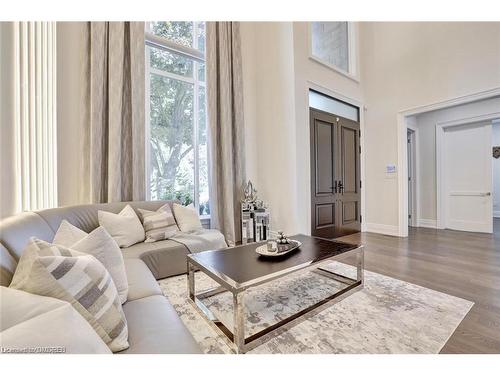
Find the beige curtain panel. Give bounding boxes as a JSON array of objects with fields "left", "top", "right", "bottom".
[
  {"left": 81, "top": 22, "right": 145, "bottom": 203},
  {"left": 206, "top": 22, "right": 246, "bottom": 245}
]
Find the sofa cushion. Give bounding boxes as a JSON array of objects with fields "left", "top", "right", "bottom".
[
  {"left": 124, "top": 258, "right": 162, "bottom": 301},
  {"left": 121, "top": 240, "right": 189, "bottom": 279},
  {"left": 9, "top": 239, "right": 129, "bottom": 352},
  {"left": 0, "top": 287, "right": 111, "bottom": 354},
  {"left": 119, "top": 295, "right": 202, "bottom": 354}
]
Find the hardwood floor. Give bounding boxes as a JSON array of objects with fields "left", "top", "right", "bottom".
[{"left": 338, "top": 218, "right": 500, "bottom": 354}]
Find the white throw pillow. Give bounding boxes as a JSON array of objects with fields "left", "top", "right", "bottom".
[
  {"left": 51, "top": 220, "right": 87, "bottom": 247},
  {"left": 98, "top": 205, "right": 145, "bottom": 248},
  {"left": 53, "top": 220, "right": 129, "bottom": 304},
  {"left": 138, "top": 204, "right": 179, "bottom": 242},
  {"left": 0, "top": 287, "right": 111, "bottom": 354},
  {"left": 9, "top": 239, "right": 129, "bottom": 352},
  {"left": 172, "top": 203, "right": 203, "bottom": 232}
]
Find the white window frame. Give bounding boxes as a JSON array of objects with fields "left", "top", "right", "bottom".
[
  {"left": 308, "top": 22, "right": 359, "bottom": 82},
  {"left": 144, "top": 23, "right": 208, "bottom": 217}
]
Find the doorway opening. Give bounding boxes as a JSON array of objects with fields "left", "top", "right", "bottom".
[
  {"left": 397, "top": 89, "right": 500, "bottom": 237},
  {"left": 309, "top": 90, "right": 361, "bottom": 239}
]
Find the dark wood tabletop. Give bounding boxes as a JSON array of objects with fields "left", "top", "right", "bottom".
[{"left": 189, "top": 234, "right": 361, "bottom": 285}]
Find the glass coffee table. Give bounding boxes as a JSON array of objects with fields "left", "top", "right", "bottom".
[{"left": 187, "top": 234, "right": 364, "bottom": 353}]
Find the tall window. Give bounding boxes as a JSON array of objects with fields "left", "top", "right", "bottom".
[
  {"left": 310, "top": 22, "right": 357, "bottom": 79},
  {"left": 145, "top": 22, "right": 209, "bottom": 216}
]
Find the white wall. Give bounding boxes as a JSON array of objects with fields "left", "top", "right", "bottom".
[
  {"left": 56, "top": 22, "right": 87, "bottom": 207},
  {"left": 414, "top": 97, "right": 500, "bottom": 223},
  {"left": 0, "top": 23, "right": 17, "bottom": 218},
  {"left": 359, "top": 22, "right": 500, "bottom": 232},
  {"left": 494, "top": 123, "right": 500, "bottom": 218},
  {"left": 240, "top": 22, "right": 299, "bottom": 234},
  {"left": 241, "top": 21, "right": 500, "bottom": 236},
  {"left": 240, "top": 22, "right": 363, "bottom": 235}
]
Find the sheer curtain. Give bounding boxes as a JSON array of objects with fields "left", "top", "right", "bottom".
[
  {"left": 80, "top": 22, "right": 146, "bottom": 204},
  {"left": 206, "top": 22, "right": 246, "bottom": 245},
  {"left": 12, "top": 22, "right": 58, "bottom": 214}
]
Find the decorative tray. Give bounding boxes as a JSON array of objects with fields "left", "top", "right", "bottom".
[{"left": 255, "top": 240, "right": 302, "bottom": 257}]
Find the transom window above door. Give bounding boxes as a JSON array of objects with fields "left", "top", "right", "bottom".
[{"left": 145, "top": 22, "right": 209, "bottom": 216}]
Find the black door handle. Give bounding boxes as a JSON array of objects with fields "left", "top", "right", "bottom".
[
  {"left": 338, "top": 181, "right": 344, "bottom": 193},
  {"left": 332, "top": 181, "right": 338, "bottom": 194}
]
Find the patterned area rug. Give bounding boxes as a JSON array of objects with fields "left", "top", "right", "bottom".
[{"left": 158, "top": 262, "right": 473, "bottom": 354}]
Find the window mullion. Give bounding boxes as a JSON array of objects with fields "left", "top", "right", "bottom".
[
  {"left": 193, "top": 23, "right": 200, "bottom": 211},
  {"left": 145, "top": 46, "right": 152, "bottom": 200}
]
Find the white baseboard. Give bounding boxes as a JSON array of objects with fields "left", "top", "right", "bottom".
[
  {"left": 418, "top": 219, "right": 437, "bottom": 228},
  {"left": 365, "top": 223, "right": 400, "bottom": 237},
  {"left": 494, "top": 210, "right": 500, "bottom": 218}
]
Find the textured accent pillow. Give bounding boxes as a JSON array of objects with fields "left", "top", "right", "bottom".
[
  {"left": 0, "top": 287, "right": 111, "bottom": 354},
  {"left": 98, "top": 205, "right": 145, "bottom": 248},
  {"left": 53, "top": 221, "right": 129, "bottom": 304},
  {"left": 52, "top": 220, "right": 87, "bottom": 247},
  {"left": 172, "top": 203, "right": 203, "bottom": 232},
  {"left": 9, "top": 238, "right": 129, "bottom": 352},
  {"left": 138, "top": 204, "right": 179, "bottom": 242}
]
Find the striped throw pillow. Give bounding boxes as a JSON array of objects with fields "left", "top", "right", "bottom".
[
  {"left": 9, "top": 238, "right": 129, "bottom": 352},
  {"left": 138, "top": 204, "right": 179, "bottom": 242}
]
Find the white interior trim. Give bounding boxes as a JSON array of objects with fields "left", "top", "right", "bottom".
[
  {"left": 306, "top": 81, "right": 366, "bottom": 233},
  {"left": 418, "top": 219, "right": 437, "bottom": 228},
  {"left": 365, "top": 223, "right": 399, "bottom": 237},
  {"left": 406, "top": 119, "right": 420, "bottom": 227},
  {"left": 435, "top": 112, "right": 500, "bottom": 229},
  {"left": 396, "top": 87, "right": 500, "bottom": 237}
]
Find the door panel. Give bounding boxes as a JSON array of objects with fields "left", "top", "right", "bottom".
[
  {"left": 338, "top": 119, "right": 361, "bottom": 236},
  {"left": 315, "top": 121, "right": 334, "bottom": 195},
  {"left": 444, "top": 122, "right": 492, "bottom": 233},
  {"left": 310, "top": 108, "right": 361, "bottom": 238},
  {"left": 341, "top": 126, "right": 357, "bottom": 193},
  {"left": 310, "top": 110, "right": 338, "bottom": 238},
  {"left": 342, "top": 201, "right": 358, "bottom": 224},
  {"left": 316, "top": 203, "right": 335, "bottom": 227}
]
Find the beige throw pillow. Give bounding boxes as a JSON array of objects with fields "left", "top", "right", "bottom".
[
  {"left": 138, "top": 204, "right": 179, "bottom": 242},
  {"left": 98, "top": 205, "right": 145, "bottom": 248},
  {"left": 172, "top": 203, "right": 203, "bottom": 232},
  {"left": 9, "top": 238, "right": 129, "bottom": 352},
  {"left": 53, "top": 220, "right": 129, "bottom": 304}
]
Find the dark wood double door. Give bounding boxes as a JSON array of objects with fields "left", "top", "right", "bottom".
[{"left": 310, "top": 108, "right": 361, "bottom": 239}]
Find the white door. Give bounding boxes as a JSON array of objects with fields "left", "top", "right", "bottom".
[{"left": 444, "top": 121, "right": 493, "bottom": 233}]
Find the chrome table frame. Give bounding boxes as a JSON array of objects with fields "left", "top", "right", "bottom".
[{"left": 187, "top": 245, "right": 364, "bottom": 354}]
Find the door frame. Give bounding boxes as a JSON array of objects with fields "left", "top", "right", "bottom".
[
  {"left": 436, "top": 112, "right": 500, "bottom": 229},
  {"left": 396, "top": 87, "right": 500, "bottom": 237},
  {"left": 406, "top": 126, "right": 418, "bottom": 227},
  {"left": 307, "top": 81, "right": 366, "bottom": 232}
]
